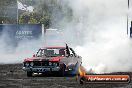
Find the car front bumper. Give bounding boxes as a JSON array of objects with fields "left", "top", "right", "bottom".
[{"left": 23, "top": 66, "right": 60, "bottom": 72}]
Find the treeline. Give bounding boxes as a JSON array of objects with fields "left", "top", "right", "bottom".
[
  {"left": 0, "top": 0, "right": 73, "bottom": 28},
  {"left": 0, "top": 0, "right": 17, "bottom": 24},
  {"left": 18, "top": 0, "right": 73, "bottom": 28}
]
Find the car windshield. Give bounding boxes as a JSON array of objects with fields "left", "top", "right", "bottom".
[{"left": 36, "top": 48, "right": 65, "bottom": 57}]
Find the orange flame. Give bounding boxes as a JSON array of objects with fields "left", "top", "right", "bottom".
[{"left": 78, "top": 66, "right": 86, "bottom": 76}]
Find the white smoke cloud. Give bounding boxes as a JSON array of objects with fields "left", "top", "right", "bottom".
[
  {"left": 0, "top": 36, "right": 43, "bottom": 64},
  {"left": 66, "top": 0, "right": 132, "bottom": 73},
  {"left": 1, "top": 0, "right": 132, "bottom": 73},
  {"left": 52, "top": 0, "right": 132, "bottom": 73}
]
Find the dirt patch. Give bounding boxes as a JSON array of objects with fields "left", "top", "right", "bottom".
[{"left": 0, "top": 64, "right": 131, "bottom": 88}]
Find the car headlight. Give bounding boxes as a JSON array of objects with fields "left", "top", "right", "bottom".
[
  {"left": 53, "top": 63, "right": 58, "bottom": 66},
  {"left": 49, "top": 62, "right": 52, "bottom": 66},
  {"left": 30, "top": 62, "right": 34, "bottom": 66},
  {"left": 25, "top": 62, "right": 29, "bottom": 67}
]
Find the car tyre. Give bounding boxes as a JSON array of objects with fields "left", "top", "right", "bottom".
[
  {"left": 27, "top": 72, "right": 33, "bottom": 77},
  {"left": 77, "top": 76, "right": 86, "bottom": 85},
  {"left": 59, "top": 64, "right": 65, "bottom": 76}
]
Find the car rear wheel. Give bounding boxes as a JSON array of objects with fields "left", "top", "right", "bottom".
[
  {"left": 78, "top": 76, "right": 86, "bottom": 85},
  {"left": 27, "top": 72, "right": 33, "bottom": 77}
]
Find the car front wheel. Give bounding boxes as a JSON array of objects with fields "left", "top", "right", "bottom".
[
  {"left": 27, "top": 72, "right": 33, "bottom": 77},
  {"left": 59, "top": 64, "right": 66, "bottom": 76}
]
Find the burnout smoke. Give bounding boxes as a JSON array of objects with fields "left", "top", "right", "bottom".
[
  {"left": 0, "top": 35, "right": 43, "bottom": 64},
  {"left": 66, "top": 0, "right": 132, "bottom": 73},
  {"left": 53, "top": 0, "right": 132, "bottom": 73},
  {"left": 0, "top": 0, "right": 132, "bottom": 73}
]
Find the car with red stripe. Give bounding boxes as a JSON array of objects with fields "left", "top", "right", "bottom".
[{"left": 23, "top": 44, "right": 82, "bottom": 77}]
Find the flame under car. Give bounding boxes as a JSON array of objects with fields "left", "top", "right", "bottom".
[{"left": 23, "top": 45, "right": 82, "bottom": 77}]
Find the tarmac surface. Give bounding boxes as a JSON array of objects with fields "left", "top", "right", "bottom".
[{"left": 0, "top": 64, "right": 132, "bottom": 88}]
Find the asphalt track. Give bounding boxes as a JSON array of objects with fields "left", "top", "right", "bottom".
[{"left": 0, "top": 64, "right": 132, "bottom": 88}]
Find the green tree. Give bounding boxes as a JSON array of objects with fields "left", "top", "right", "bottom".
[{"left": 18, "top": 0, "right": 73, "bottom": 28}]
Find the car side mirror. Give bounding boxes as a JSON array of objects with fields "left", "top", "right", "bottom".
[
  {"left": 66, "top": 55, "right": 69, "bottom": 57},
  {"left": 33, "top": 54, "right": 36, "bottom": 57},
  {"left": 70, "top": 54, "right": 73, "bottom": 57},
  {"left": 65, "top": 53, "right": 70, "bottom": 57}
]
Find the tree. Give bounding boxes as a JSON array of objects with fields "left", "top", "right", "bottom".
[
  {"left": 18, "top": 0, "right": 73, "bottom": 28},
  {"left": 0, "top": 0, "right": 17, "bottom": 24}
]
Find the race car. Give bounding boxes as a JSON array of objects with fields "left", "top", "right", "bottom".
[{"left": 23, "top": 44, "right": 82, "bottom": 77}]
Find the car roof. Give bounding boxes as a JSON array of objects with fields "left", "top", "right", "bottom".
[{"left": 41, "top": 46, "right": 66, "bottom": 49}]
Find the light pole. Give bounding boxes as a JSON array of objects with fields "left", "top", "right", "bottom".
[
  {"left": 127, "top": 0, "right": 129, "bottom": 35},
  {"left": 17, "top": 0, "right": 19, "bottom": 24}
]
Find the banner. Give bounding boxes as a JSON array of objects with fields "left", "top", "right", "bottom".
[{"left": 0, "top": 24, "right": 42, "bottom": 46}]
